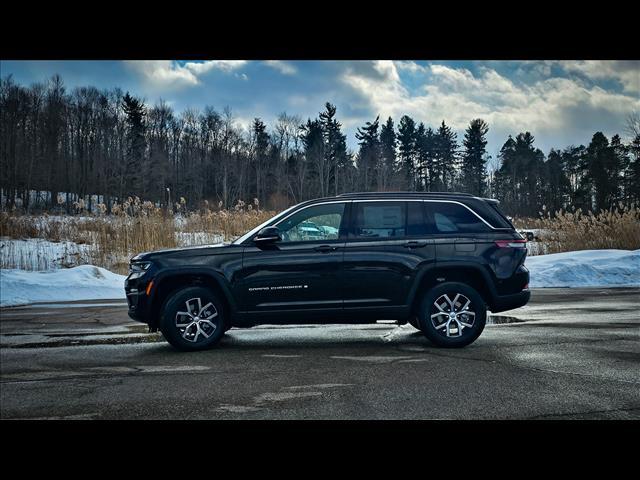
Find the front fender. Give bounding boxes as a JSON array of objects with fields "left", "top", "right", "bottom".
[{"left": 149, "top": 267, "right": 239, "bottom": 316}]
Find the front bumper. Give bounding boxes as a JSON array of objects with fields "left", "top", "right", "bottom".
[{"left": 125, "top": 277, "right": 152, "bottom": 324}]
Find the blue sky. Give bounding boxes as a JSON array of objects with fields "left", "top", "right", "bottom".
[{"left": 2, "top": 60, "right": 638, "bottom": 164}]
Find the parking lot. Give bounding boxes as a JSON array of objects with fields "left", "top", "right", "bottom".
[{"left": 1, "top": 288, "right": 639, "bottom": 420}]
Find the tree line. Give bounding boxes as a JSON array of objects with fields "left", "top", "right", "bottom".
[{"left": 1, "top": 74, "right": 639, "bottom": 217}]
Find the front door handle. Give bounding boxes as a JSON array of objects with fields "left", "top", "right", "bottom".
[
  {"left": 314, "top": 245, "right": 338, "bottom": 253},
  {"left": 403, "top": 240, "right": 428, "bottom": 249}
]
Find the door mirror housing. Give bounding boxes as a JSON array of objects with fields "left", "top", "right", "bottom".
[{"left": 254, "top": 226, "right": 282, "bottom": 245}]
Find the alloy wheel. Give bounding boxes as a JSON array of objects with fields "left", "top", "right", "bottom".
[
  {"left": 430, "top": 293, "right": 476, "bottom": 338},
  {"left": 175, "top": 297, "right": 218, "bottom": 343}
]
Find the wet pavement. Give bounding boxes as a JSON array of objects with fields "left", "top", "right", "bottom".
[{"left": 1, "top": 288, "right": 639, "bottom": 419}]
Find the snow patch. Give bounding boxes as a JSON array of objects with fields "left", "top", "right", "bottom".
[
  {"left": 526, "top": 249, "right": 640, "bottom": 288},
  {"left": 0, "top": 265, "right": 126, "bottom": 307}
]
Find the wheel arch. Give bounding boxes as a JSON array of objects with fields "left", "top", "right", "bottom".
[
  {"left": 409, "top": 263, "right": 497, "bottom": 315},
  {"left": 148, "top": 269, "right": 236, "bottom": 331}
]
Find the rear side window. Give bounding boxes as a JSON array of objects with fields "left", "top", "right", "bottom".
[
  {"left": 426, "top": 202, "right": 490, "bottom": 234},
  {"left": 486, "top": 201, "right": 515, "bottom": 228},
  {"left": 352, "top": 202, "right": 406, "bottom": 238}
]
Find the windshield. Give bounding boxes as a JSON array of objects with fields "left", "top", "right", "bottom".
[{"left": 232, "top": 202, "right": 302, "bottom": 244}]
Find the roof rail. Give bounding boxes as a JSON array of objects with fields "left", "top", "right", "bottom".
[{"left": 336, "top": 191, "right": 474, "bottom": 197}]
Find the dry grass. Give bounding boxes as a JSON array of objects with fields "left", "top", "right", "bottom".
[
  {"left": 0, "top": 197, "right": 275, "bottom": 274},
  {"left": 513, "top": 204, "right": 640, "bottom": 254}
]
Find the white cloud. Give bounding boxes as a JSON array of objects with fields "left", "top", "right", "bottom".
[
  {"left": 394, "top": 60, "right": 430, "bottom": 74},
  {"left": 556, "top": 60, "right": 640, "bottom": 94},
  {"left": 125, "top": 60, "right": 248, "bottom": 89},
  {"left": 340, "top": 61, "right": 640, "bottom": 146},
  {"left": 263, "top": 60, "right": 297, "bottom": 75}
]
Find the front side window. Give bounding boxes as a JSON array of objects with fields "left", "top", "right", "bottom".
[
  {"left": 427, "top": 202, "right": 490, "bottom": 234},
  {"left": 276, "top": 202, "right": 346, "bottom": 243},
  {"left": 352, "top": 202, "right": 406, "bottom": 238}
]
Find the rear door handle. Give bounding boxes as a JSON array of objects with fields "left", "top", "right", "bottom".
[
  {"left": 314, "top": 245, "right": 338, "bottom": 253},
  {"left": 403, "top": 240, "right": 428, "bottom": 249}
]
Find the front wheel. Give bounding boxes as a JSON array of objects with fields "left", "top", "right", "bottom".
[
  {"left": 159, "top": 286, "right": 226, "bottom": 351},
  {"left": 418, "top": 282, "right": 486, "bottom": 348}
]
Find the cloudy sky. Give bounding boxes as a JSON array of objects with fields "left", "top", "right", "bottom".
[{"left": 2, "top": 60, "right": 638, "bottom": 162}]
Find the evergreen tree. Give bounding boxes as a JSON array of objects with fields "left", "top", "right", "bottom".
[
  {"left": 627, "top": 134, "right": 640, "bottom": 203},
  {"left": 493, "top": 136, "right": 517, "bottom": 213},
  {"left": 414, "top": 123, "right": 427, "bottom": 191},
  {"left": 251, "top": 118, "right": 270, "bottom": 205},
  {"left": 300, "top": 118, "right": 325, "bottom": 198},
  {"left": 379, "top": 116, "right": 397, "bottom": 190},
  {"left": 121, "top": 92, "right": 146, "bottom": 198},
  {"left": 397, "top": 115, "right": 417, "bottom": 191},
  {"left": 434, "top": 120, "right": 458, "bottom": 191},
  {"left": 319, "top": 103, "right": 348, "bottom": 195},
  {"left": 584, "top": 132, "right": 620, "bottom": 211},
  {"left": 610, "top": 134, "right": 629, "bottom": 202},
  {"left": 542, "top": 149, "right": 571, "bottom": 213},
  {"left": 355, "top": 116, "right": 380, "bottom": 192},
  {"left": 461, "top": 119, "right": 489, "bottom": 196},
  {"left": 561, "top": 145, "right": 590, "bottom": 211}
]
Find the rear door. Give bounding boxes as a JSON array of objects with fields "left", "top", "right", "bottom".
[{"left": 342, "top": 200, "right": 435, "bottom": 311}]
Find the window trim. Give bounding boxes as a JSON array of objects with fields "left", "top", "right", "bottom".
[
  {"left": 422, "top": 200, "right": 507, "bottom": 231},
  {"left": 238, "top": 197, "right": 508, "bottom": 245}
]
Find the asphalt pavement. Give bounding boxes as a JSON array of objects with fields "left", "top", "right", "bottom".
[{"left": 1, "top": 288, "right": 638, "bottom": 419}]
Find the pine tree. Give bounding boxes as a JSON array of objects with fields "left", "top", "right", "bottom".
[
  {"left": 355, "top": 116, "right": 380, "bottom": 191},
  {"left": 379, "top": 117, "right": 396, "bottom": 190},
  {"left": 514, "top": 132, "right": 545, "bottom": 216},
  {"left": 493, "top": 136, "right": 517, "bottom": 213},
  {"left": 461, "top": 119, "right": 489, "bottom": 196},
  {"left": 121, "top": 92, "right": 146, "bottom": 198},
  {"left": 627, "top": 134, "right": 640, "bottom": 203},
  {"left": 252, "top": 118, "right": 270, "bottom": 205},
  {"left": 397, "top": 115, "right": 416, "bottom": 191},
  {"left": 319, "top": 103, "right": 348, "bottom": 195},
  {"left": 584, "top": 132, "right": 621, "bottom": 211},
  {"left": 434, "top": 120, "right": 458, "bottom": 191},
  {"left": 542, "top": 149, "right": 571, "bottom": 213},
  {"left": 610, "top": 134, "right": 628, "bottom": 203},
  {"left": 300, "top": 118, "right": 325, "bottom": 198}
]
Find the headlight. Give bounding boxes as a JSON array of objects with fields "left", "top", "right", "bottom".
[{"left": 128, "top": 261, "right": 152, "bottom": 277}]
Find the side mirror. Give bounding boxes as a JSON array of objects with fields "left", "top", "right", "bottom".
[{"left": 254, "top": 226, "right": 281, "bottom": 245}]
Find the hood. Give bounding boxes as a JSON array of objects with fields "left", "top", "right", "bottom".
[{"left": 131, "top": 242, "right": 237, "bottom": 262}]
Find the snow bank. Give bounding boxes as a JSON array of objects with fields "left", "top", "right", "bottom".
[
  {"left": 0, "top": 265, "right": 126, "bottom": 307},
  {"left": 526, "top": 249, "right": 640, "bottom": 288},
  {"left": 0, "top": 237, "right": 93, "bottom": 270}
]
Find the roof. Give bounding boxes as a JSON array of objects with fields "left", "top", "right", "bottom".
[{"left": 336, "top": 191, "right": 475, "bottom": 198}]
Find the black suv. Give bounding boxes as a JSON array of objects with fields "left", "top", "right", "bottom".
[{"left": 125, "top": 192, "right": 530, "bottom": 350}]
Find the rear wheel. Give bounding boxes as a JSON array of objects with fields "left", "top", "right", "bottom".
[
  {"left": 159, "top": 286, "right": 226, "bottom": 351},
  {"left": 418, "top": 282, "right": 486, "bottom": 348}
]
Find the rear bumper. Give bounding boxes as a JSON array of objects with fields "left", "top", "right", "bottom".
[{"left": 489, "top": 289, "right": 531, "bottom": 313}]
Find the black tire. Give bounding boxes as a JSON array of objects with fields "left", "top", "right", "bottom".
[
  {"left": 417, "top": 282, "right": 486, "bottom": 348},
  {"left": 159, "top": 286, "right": 226, "bottom": 351}
]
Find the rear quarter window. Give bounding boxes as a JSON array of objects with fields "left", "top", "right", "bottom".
[{"left": 426, "top": 202, "right": 490, "bottom": 234}]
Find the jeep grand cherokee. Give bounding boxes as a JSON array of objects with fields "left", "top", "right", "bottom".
[{"left": 125, "top": 192, "right": 530, "bottom": 350}]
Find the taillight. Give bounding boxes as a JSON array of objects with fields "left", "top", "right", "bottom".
[{"left": 495, "top": 239, "right": 527, "bottom": 248}]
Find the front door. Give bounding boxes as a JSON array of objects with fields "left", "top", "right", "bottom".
[{"left": 238, "top": 201, "right": 349, "bottom": 321}]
